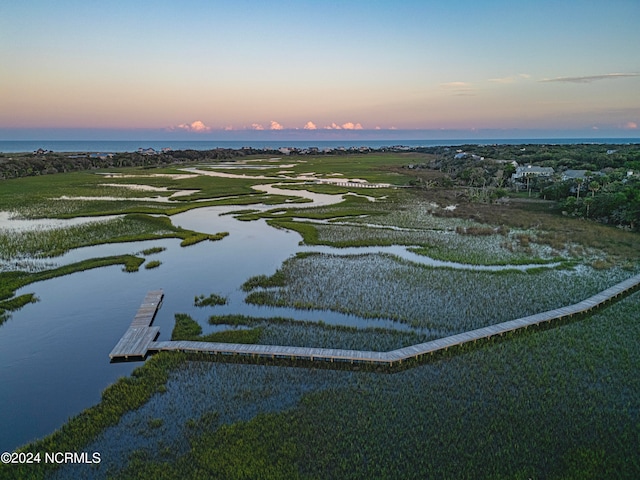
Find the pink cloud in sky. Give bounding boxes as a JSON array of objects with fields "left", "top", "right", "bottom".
[
  {"left": 173, "top": 120, "right": 212, "bottom": 132},
  {"left": 251, "top": 123, "right": 264, "bottom": 130},
  {"left": 224, "top": 125, "right": 234, "bottom": 131},
  {"left": 304, "top": 121, "right": 317, "bottom": 130},
  {"left": 270, "top": 120, "right": 284, "bottom": 130},
  {"left": 323, "top": 122, "right": 363, "bottom": 130},
  {"left": 624, "top": 121, "right": 638, "bottom": 130}
]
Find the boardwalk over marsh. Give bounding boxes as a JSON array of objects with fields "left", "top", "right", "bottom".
[
  {"left": 111, "top": 274, "right": 640, "bottom": 366},
  {"left": 109, "top": 290, "right": 163, "bottom": 360}
]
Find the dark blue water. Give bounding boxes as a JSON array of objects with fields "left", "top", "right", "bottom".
[
  {"left": 1, "top": 138, "right": 639, "bottom": 153},
  {"left": 0, "top": 202, "right": 412, "bottom": 452}
]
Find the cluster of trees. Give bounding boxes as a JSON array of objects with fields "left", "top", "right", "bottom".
[
  {"left": 542, "top": 173, "right": 640, "bottom": 229},
  {"left": 411, "top": 143, "right": 640, "bottom": 230},
  {"left": 0, "top": 148, "right": 276, "bottom": 180}
]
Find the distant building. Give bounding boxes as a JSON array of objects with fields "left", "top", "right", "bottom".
[
  {"left": 561, "top": 170, "right": 588, "bottom": 181},
  {"left": 89, "top": 152, "right": 114, "bottom": 160},
  {"left": 137, "top": 147, "right": 158, "bottom": 155},
  {"left": 512, "top": 165, "right": 554, "bottom": 180}
]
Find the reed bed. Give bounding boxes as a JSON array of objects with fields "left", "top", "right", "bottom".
[
  {"left": 46, "top": 293, "right": 640, "bottom": 479},
  {"left": 194, "top": 293, "right": 228, "bottom": 307},
  {"left": 0, "top": 214, "right": 227, "bottom": 260},
  {"left": 140, "top": 247, "right": 166, "bottom": 255},
  {"left": 207, "top": 314, "right": 431, "bottom": 351},
  {"left": 244, "top": 252, "right": 637, "bottom": 335}
]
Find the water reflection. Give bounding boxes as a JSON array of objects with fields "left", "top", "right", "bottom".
[{"left": 0, "top": 185, "right": 558, "bottom": 452}]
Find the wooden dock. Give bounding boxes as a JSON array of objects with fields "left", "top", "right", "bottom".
[
  {"left": 109, "top": 290, "right": 163, "bottom": 360},
  {"left": 111, "top": 274, "right": 640, "bottom": 366}
]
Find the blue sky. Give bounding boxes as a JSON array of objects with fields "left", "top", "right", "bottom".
[{"left": 1, "top": 0, "right": 639, "bottom": 139}]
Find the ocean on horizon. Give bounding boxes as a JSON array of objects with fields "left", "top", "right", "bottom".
[{"left": 1, "top": 138, "right": 639, "bottom": 153}]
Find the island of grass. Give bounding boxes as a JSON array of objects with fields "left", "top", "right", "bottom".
[{"left": 194, "top": 293, "right": 227, "bottom": 307}]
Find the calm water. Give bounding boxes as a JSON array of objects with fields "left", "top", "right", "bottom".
[
  {"left": 0, "top": 197, "right": 409, "bottom": 451},
  {"left": 1, "top": 138, "right": 639, "bottom": 153}
]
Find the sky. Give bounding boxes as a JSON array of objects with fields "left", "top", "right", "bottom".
[{"left": 1, "top": 0, "right": 639, "bottom": 140}]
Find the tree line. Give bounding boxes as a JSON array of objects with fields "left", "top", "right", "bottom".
[{"left": 0, "top": 148, "right": 278, "bottom": 180}]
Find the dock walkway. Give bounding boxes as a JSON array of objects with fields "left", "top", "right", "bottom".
[
  {"left": 111, "top": 274, "right": 640, "bottom": 366},
  {"left": 109, "top": 290, "right": 163, "bottom": 360}
]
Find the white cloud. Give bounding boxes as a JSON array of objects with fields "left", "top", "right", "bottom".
[
  {"left": 303, "top": 121, "right": 317, "bottom": 130},
  {"left": 173, "top": 120, "right": 212, "bottom": 132},
  {"left": 323, "top": 122, "right": 363, "bottom": 130},
  {"left": 270, "top": 120, "right": 284, "bottom": 130},
  {"left": 440, "top": 81, "right": 475, "bottom": 96},
  {"left": 251, "top": 123, "right": 264, "bottom": 130}
]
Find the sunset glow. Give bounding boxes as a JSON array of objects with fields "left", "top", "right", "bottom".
[{"left": 1, "top": 0, "right": 639, "bottom": 139}]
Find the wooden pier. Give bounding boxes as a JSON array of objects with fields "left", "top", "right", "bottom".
[
  {"left": 109, "top": 290, "right": 163, "bottom": 360},
  {"left": 111, "top": 274, "right": 640, "bottom": 367}
]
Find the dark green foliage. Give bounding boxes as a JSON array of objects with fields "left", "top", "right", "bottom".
[
  {"left": 144, "top": 260, "right": 161, "bottom": 269},
  {"left": 241, "top": 269, "right": 287, "bottom": 291},
  {"left": 171, "top": 314, "right": 203, "bottom": 340},
  {"left": 199, "top": 328, "right": 262, "bottom": 344},
  {"left": 194, "top": 293, "right": 227, "bottom": 307},
  {"left": 141, "top": 246, "right": 166, "bottom": 255},
  {"left": 115, "top": 295, "right": 640, "bottom": 479},
  {"left": 0, "top": 255, "right": 143, "bottom": 306},
  {"left": 172, "top": 313, "right": 261, "bottom": 344},
  {"left": 180, "top": 231, "right": 229, "bottom": 247}
]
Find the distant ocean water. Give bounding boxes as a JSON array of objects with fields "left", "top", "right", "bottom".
[{"left": 0, "top": 138, "right": 638, "bottom": 153}]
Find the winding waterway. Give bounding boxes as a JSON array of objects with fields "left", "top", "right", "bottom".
[{"left": 0, "top": 183, "right": 559, "bottom": 451}]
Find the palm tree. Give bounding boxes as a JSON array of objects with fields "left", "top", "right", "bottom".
[{"left": 575, "top": 177, "right": 583, "bottom": 199}]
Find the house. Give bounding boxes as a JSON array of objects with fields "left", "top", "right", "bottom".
[
  {"left": 511, "top": 165, "right": 554, "bottom": 180},
  {"left": 561, "top": 170, "right": 588, "bottom": 181},
  {"left": 137, "top": 147, "right": 158, "bottom": 155},
  {"left": 89, "top": 152, "right": 114, "bottom": 160}
]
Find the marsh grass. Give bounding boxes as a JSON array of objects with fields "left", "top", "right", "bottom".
[
  {"left": 0, "top": 255, "right": 143, "bottom": 304},
  {"left": 141, "top": 247, "right": 166, "bottom": 255},
  {"left": 172, "top": 313, "right": 260, "bottom": 344},
  {"left": 85, "top": 293, "right": 640, "bottom": 480},
  {"left": 208, "top": 314, "right": 433, "bottom": 351},
  {"left": 242, "top": 252, "right": 639, "bottom": 334},
  {"left": 144, "top": 260, "right": 161, "bottom": 269},
  {"left": 4, "top": 351, "right": 187, "bottom": 480},
  {"left": 194, "top": 293, "right": 227, "bottom": 307},
  {"left": 0, "top": 293, "right": 38, "bottom": 326},
  {"left": 0, "top": 214, "right": 228, "bottom": 260}
]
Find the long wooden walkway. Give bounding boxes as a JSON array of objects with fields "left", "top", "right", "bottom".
[
  {"left": 112, "top": 274, "right": 640, "bottom": 366},
  {"left": 109, "top": 290, "right": 163, "bottom": 360}
]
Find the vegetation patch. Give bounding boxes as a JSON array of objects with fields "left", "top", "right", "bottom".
[
  {"left": 144, "top": 260, "right": 161, "bottom": 269},
  {"left": 242, "top": 252, "right": 638, "bottom": 334},
  {"left": 0, "top": 255, "right": 144, "bottom": 315},
  {"left": 172, "top": 313, "right": 261, "bottom": 344},
  {"left": 194, "top": 293, "right": 227, "bottom": 307},
  {"left": 2, "top": 351, "right": 186, "bottom": 479},
  {"left": 83, "top": 294, "right": 640, "bottom": 479},
  {"left": 141, "top": 246, "right": 166, "bottom": 255},
  {"left": 0, "top": 214, "right": 226, "bottom": 260}
]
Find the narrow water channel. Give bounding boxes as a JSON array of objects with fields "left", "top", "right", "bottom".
[{"left": 0, "top": 186, "right": 557, "bottom": 451}]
